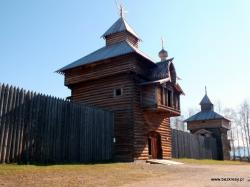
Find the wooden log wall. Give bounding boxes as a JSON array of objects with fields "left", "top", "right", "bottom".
[
  {"left": 141, "top": 112, "right": 172, "bottom": 159},
  {"left": 105, "top": 32, "right": 139, "bottom": 47},
  {"left": 71, "top": 73, "right": 135, "bottom": 161},
  {"left": 172, "top": 129, "right": 218, "bottom": 160},
  {"left": 64, "top": 55, "right": 153, "bottom": 87},
  {"left": 64, "top": 55, "right": 135, "bottom": 86},
  {"left": 133, "top": 75, "right": 173, "bottom": 160},
  {"left": 64, "top": 54, "right": 174, "bottom": 162},
  {"left": 141, "top": 85, "right": 156, "bottom": 108},
  {"left": 0, "top": 83, "right": 114, "bottom": 164}
]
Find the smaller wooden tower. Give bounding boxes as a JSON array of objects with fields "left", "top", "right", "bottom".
[{"left": 185, "top": 89, "right": 231, "bottom": 160}]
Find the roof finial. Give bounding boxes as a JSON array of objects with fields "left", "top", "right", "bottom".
[
  {"left": 158, "top": 37, "right": 168, "bottom": 61},
  {"left": 120, "top": 4, "right": 123, "bottom": 17},
  {"left": 205, "top": 86, "right": 207, "bottom": 95},
  {"left": 161, "top": 37, "right": 164, "bottom": 49},
  {"left": 116, "top": 0, "right": 127, "bottom": 18}
]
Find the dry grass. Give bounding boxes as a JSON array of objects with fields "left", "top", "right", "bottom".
[
  {"left": 172, "top": 158, "right": 249, "bottom": 165},
  {"left": 1, "top": 160, "right": 248, "bottom": 186},
  {"left": 0, "top": 163, "right": 166, "bottom": 187}
]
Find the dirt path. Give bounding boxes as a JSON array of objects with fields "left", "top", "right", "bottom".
[
  {"left": 0, "top": 162, "right": 249, "bottom": 186},
  {"left": 123, "top": 164, "right": 250, "bottom": 187}
]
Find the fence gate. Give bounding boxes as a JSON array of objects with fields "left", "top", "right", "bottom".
[{"left": 171, "top": 129, "right": 218, "bottom": 160}]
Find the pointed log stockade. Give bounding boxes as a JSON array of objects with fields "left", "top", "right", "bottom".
[
  {"left": 0, "top": 83, "right": 114, "bottom": 164},
  {"left": 171, "top": 129, "right": 218, "bottom": 160}
]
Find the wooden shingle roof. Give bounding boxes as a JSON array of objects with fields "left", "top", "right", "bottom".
[
  {"left": 57, "top": 41, "right": 154, "bottom": 73},
  {"left": 102, "top": 17, "right": 141, "bottom": 40},
  {"left": 185, "top": 110, "right": 230, "bottom": 122},
  {"left": 185, "top": 93, "right": 230, "bottom": 122},
  {"left": 148, "top": 58, "right": 174, "bottom": 80},
  {"left": 200, "top": 94, "right": 213, "bottom": 105}
]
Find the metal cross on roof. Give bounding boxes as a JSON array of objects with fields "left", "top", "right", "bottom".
[
  {"left": 161, "top": 37, "right": 165, "bottom": 49},
  {"left": 116, "top": 0, "right": 127, "bottom": 18},
  {"left": 205, "top": 86, "right": 207, "bottom": 95}
]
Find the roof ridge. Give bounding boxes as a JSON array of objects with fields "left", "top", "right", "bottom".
[
  {"left": 122, "top": 17, "right": 141, "bottom": 40},
  {"left": 200, "top": 94, "right": 213, "bottom": 105},
  {"left": 155, "top": 57, "right": 174, "bottom": 64},
  {"left": 184, "top": 110, "right": 230, "bottom": 122},
  {"left": 57, "top": 40, "right": 154, "bottom": 73},
  {"left": 57, "top": 41, "right": 129, "bottom": 72},
  {"left": 125, "top": 40, "right": 154, "bottom": 62},
  {"left": 102, "top": 17, "right": 141, "bottom": 40}
]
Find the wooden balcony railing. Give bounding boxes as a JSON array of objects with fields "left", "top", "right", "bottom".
[{"left": 141, "top": 86, "right": 180, "bottom": 116}]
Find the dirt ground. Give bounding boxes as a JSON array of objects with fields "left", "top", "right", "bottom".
[
  {"left": 123, "top": 163, "right": 250, "bottom": 187},
  {"left": 0, "top": 160, "right": 249, "bottom": 187}
]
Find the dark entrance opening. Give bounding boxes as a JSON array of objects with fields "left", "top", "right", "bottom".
[
  {"left": 148, "top": 131, "right": 162, "bottom": 159},
  {"left": 148, "top": 138, "right": 152, "bottom": 156}
]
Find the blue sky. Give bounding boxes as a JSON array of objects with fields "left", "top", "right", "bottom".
[{"left": 0, "top": 0, "right": 249, "bottom": 116}]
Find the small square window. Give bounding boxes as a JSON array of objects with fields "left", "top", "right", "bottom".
[{"left": 114, "top": 88, "right": 123, "bottom": 97}]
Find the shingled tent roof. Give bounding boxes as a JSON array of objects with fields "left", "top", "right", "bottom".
[
  {"left": 185, "top": 110, "right": 230, "bottom": 122},
  {"left": 200, "top": 94, "right": 213, "bottom": 105},
  {"left": 185, "top": 93, "right": 230, "bottom": 122},
  {"left": 148, "top": 58, "right": 174, "bottom": 80},
  {"left": 57, "top": 41, "right": 154, "bottom": 73},
  {"left": 102, "top": 17, "right": 141, "bottom": 40}
]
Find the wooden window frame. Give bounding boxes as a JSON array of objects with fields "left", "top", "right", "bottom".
[
  {"left": 160, "top": 86, "right": 164, "bottom": 105},
  {"left": 167, "top": 89, "right": 172, "bottom": 107},
  {"left": 113, "top": 88, "right": 123, "bottom": 97}
]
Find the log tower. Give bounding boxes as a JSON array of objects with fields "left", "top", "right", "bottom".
[{"left": 57, "top": 12, "right": 184, "bottom": 161}]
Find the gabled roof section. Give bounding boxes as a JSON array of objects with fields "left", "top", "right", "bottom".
[
  {"left": 139, "top": 78, "right": 170, "bottom": 86},
  {"left": 102, "top": 17, "right": 141, "bottom": 40},
  {"left": 148, "top": 58, "right": 174, "bottom": 81},
  {"left": 184, "top": 110, "right": 230, "bottom": 122},
  {"left": 200, "top": 94, "right": 213, "bottom": 105},
  {"left": 175, "top": 83, "right": 185, "bottom": 95},
  {"left": 139, "top": 58, "right": 184, "bottom": 95},
  {"left": 57, "top": 41, "right": 154, "bottom": 73}
]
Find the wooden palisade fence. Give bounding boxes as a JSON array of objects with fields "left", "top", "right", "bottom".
[
  {"left": 0, "top": 83, "right": 114, "bottom": 164},
  {"left": 172, "top": 129, "right": 218, "bottom": 160}
]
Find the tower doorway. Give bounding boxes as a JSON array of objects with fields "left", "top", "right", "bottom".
[{"left": 148, "top": 131, "right": 162, "bottom": 159}]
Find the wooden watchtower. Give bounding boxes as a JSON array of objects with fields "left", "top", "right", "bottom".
[
  {"left": 185, "top": 90, "right": 231, "bottom": 160},
  {"left": 57, "top": 12, "right": 184, "bottom": 161}
]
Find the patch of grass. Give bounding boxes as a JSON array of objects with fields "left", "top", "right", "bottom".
[
  {"left": 172, "top": 158, "right": 248, "bottom": 165},
  {"left": 0, "top": 163, "right": 166, "bottom": 186}
]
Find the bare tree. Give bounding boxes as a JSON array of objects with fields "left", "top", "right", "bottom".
[
  {"left": 241, "top": 125, "right": 247, "bottom": 157},
  {"left": 170, "top": 116, "right": 186, "bottom": 131},
  {"left": 235, "top": 123, "right": 242, "bottom": 158},
  {"left": 221, "top": 101, "right": 250, "bottom": 160},
  {"left": 239, "top": 101, "right": 250, "bottom": 159},
  {"left": 186, "top": 107, "right": 199, "bottom": 117},
  {"left": 223, "top": 108, "right": 237, "bottom": 160},
  {"left": 215, "top": 100, "right": 223, "bottom": 113}
]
